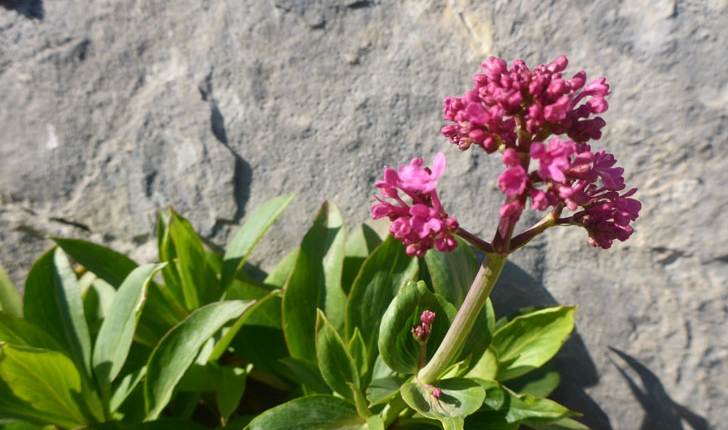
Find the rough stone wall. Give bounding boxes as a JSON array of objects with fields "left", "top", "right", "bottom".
[{"left": 1, "top": 0, "right": 726, "bottom": 428}]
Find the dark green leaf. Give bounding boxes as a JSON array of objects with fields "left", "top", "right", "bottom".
[
  {"left": 317, "top": 310, "right": 360, "bottom": 402},
  {"left": 475, "top": 379, "right": 578, "bottom": 425},
  {"left": 283, "top": 201, "right": 347, "bottom": 363},
  {"left": 263, "top": 249, "right": 298, "bottom": 289},
  {"left": 279, "top": 357, "right": 331, "bottom": 394},
  {"left": 366, "top": 376, "right": 405, "bottom": 406},
  {"left": 144, "top": 300, "right": 254, "bottom": 419},
  {"left": 23, "top": 248, "right": 93, "bottom": 381},
  {"left": 491, "top": 306, "right": 576, "bottom": 381},
  {"left": 247, "top": 395, "right": 366, "bottom": 430},
  {"left": 342, "top": 224, "right": 382, "bottom": 295},
  {"left": 346, "top": 235, "right": 419, "bottom": 369},
  {"left": 348, "top": 328, "right": 368, "bottom": 384},
  {"left": 216, "top": 365, "right": 249, "bottom": 424},
  {"left": 54, "top": 238, "right": 137, "bottom": 289},
  {"left": 221, "top": 194, "right": 294, "bottom": 290},
  {"left": 424, "top": 237, "right": 479, "bottom": 308}
]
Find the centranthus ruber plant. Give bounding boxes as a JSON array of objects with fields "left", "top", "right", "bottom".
[{"left": 0, "top": 55, "right": 640, "bottom": 430}]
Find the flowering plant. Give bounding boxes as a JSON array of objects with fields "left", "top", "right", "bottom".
[{"left": 0, "top": 56, "right": 638, "bottom": 430}]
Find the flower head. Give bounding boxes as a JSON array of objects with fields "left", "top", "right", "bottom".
[
  {"left": 412, "top": 310, "right": 436, "bottom": 342},
  {"left": 372, "top": 153, "right": 459, "bottom": 257}
]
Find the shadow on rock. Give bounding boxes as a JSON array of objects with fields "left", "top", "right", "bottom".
[
  {"left": 608, "top": 347, "right": 709, "bottom": 430},
  {"left": 1, "top": 0, "right": 44, "bottom": 19},
  {"left": 492, "top": 261, "right": 612, "bottom": 429}
]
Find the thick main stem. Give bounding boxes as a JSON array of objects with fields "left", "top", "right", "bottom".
[{"left": 417, "top": 253, "right": 507, "bottom": 384}]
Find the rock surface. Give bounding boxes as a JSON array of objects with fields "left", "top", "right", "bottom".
[{"left": 1, "top": 0, "right": 726, "bottom": 428}]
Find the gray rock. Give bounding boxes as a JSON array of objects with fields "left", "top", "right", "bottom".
[{"left": 1, "top": 0, "right": 725, "bottom": 428}]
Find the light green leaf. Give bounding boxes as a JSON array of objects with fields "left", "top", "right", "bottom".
[
  {"left": 400, "top": 378, "right": 485, "bottom": 421},
  {"left": 283, "top": 201, "right": 347, "bottom": 363},
  {"left": 378, "top": 280, "right": 457, "bottom": 374},
  {"left": 346, "top": 235, "right": 419, "bottom": 369},
  {"left": 144, "top": 300, "right": 254, "bottom": 419},
  {"left": 317, "top": 310, "right": 360, "bottom": 402},
  {"left": 0, "top": 261, "right": 22, "bottom": 317},
  {"left": 504, "top": 362, "right": 561, "bottom": 398},
  {"left": 492, "top": 306, "right": 576, "bottom": 381},
  {"left": 0, "top": 344, "right": 104, "bottom": 427},
  {"left": 466, "top": 346, "right": 499, "bottom": 381},
  {"left": 109, "top": 366, "right": 145, "bottom": 413},
  {"left": 54, "top": 238, "right": 138, "bottom": 289},
  {"left": 0, "top": 313, "right": 64, "bottom": 352},
  {"left": 528, "top": 417, "right": 590, "bottom": 429},
  {"left": 348, "top": 328, "right": 368, "bottom": 384},
  {"left": 263, "top": 248, "right": 298, "bottom": 289},
  {"left": 366, "top": 376, "right": 405, "bottom": 406},
  {"left": 246, "top": 395, "right": 366, "bottom": 430},
  {"left": 221, "top": 194, "right": 294, "bottom": 290},
  {"left": 23, "top": 248, "right": 93, "bottom": 381},
  {"left": 93, "top": 264, "right": 166, "bottom": 387}
]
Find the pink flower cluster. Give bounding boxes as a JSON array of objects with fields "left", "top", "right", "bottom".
[
  {"left": 412, "top": 310, "right": 436, "bottom": 342},
  {"left": 498, "top": 138, "right": 641, "bottom": 248},
  {"left": 371, "top": 153, "right": 459, "bottom": 257},
  {"left": 441, "top": 56, "right": 609, "bottom": 153}
]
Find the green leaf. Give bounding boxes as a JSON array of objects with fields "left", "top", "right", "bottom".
[
  {"left": 93, "top": 264, "right": 166, "bottom": 388},
  {"left": 0, "top": 344, "right": 104, "bottom": 427},
  {"left": 169, "top": 211, "right": 220, "bottom": 308},
  {"left": 366, "top": 376, "right": 405, "bottom": 406},
  {"left": 346, "top": 235, "right": 419, "bottom": 368},
  {"left": 466, "top": 346, "right": 499, "bottom": 381},
  {"left": 475, "top": 379, "right": 578, "bottom": 426},
  {"left": 221, "top": 194, "right": 294, "bottom": 290},
  {"left": 491, "top": 306, "right": 576, "bottom": 381},
  {"left": 528, "top": 417, "right": 590, "bottom": 429},
  {"left": 23, "top": 248, "right": 93, "bottom": 381},
  {"left": 246, "top": 395, "right": 366, "bottom": 430},
  {"left": 263, "top": 248, "right": 298, "bottom": 289},
  {"left": 348, "top": 328, "right": 368, "bottom": 384},
  {"left": 109, "top": 366, "right": 145, "bottom": 413},
  {"left": 0, "top": 313, "right": 64, "bottom": 351},
  {"left": 82, "top": 277, "right": 117, "bottom": 335},
  {"left": 316, "top": 310, "right": 360, "bottom": 402},
  {"left": 224, "top": 292, "right": 292, "bottom": 384},
  {"left": 144, "top": 300, "right": 254, "bottom": 419},
  {"left": 378, "top": 280, "right": 457, "bottom": 374},
  {"left": 342, "top": 224, "right": 382, "bottom": 295},
  {"left": 424, "top": 237, "right": 479, "bottom": 308},
  {"left": 279, "top": 356, "right": 330, "bottom": 394},
  {"left": 283, "top": 201, "right": 347, "bottom": 363},
  {"left": 157, "top": 209, "right": 185, "bottom": 305},
  {"left": 0, "top": 261, "right": 22, "bottom": 317},
  {"left": 54, "top": 238, "right": 138, "bottom": 289},
  {"left": 215, "top": 365, "right": 249, "bottom": 423},
  {"left": 504, "top": 362, "right": 561, "bottom": 398},
  {"left": 400, "top": 378, "right": 485, "bottom": 421}
]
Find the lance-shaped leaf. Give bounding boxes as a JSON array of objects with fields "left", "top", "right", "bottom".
[
  {"left": 247, "top": 395, "right": 366, "bottom": 430},
  {"left": 316, "top": 310, "right": 360, "bottom": 402},
  {"left": 424, "top": 237, "right": 479, "bottom": 308},
  {"left": 0, "top": 313, "right": 64, "bottom": 352},
  {"left": 0, "top": 261, "right": 22, "bottom": 317},
  {"left": 144, "top": 300, "right": 253, "bottom": 419},
  {"left": 23, "top": 248, "right": 93, "bottom": 381},
  {"left": 491, "top": 306, "right": 576, "bottom": 381},
  {"left": 93, "top": 264, "right": 166, "bottom": 387},
  {"left": 0, "top": 343, "right": 104, "bottom": 428},
  {"left": 346, "top": 236, "right": 419, "bottom": 367},
  {"left": 283, "top": 201, "right": 347, "bottom": 363},
  {"left": 221, "top": 194, "right": 294, "bottom": 290},
  {"left": 342, "top": 223, "right": 382, "bottom": 295}
]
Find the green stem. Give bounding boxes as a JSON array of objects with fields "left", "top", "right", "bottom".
[{"left": 417, "top": 253, "right": 507, "bottom": 384}]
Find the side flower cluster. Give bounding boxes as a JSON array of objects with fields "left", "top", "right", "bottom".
[{"left": 371, "top": 153, "right": 459, "bottom": 257}]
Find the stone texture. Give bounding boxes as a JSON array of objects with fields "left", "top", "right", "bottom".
[{"left": 1, "top": 0, "right": 726, "bottom": 428}]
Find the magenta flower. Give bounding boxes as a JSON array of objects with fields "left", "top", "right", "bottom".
[
  {"left": 412, "top": 310, "right": 436, "bottom": 342},
  {"left": 371, "top": 153, "right": 459, "bottom": 257}
]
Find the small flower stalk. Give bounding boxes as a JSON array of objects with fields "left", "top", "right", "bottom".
[{"left": 372, "top": 55, "right": 642, "bottom": 383}]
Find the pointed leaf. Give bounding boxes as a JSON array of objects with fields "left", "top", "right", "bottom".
[
  {"left": 263, "top": 248, "right": 298, "bottom": 289},
  {"left": 400, "top": 378, "right": 485, "bottom": 421},
  {"left": 247, "top": 395, "right": 366, "bottom": 430},
  {"left": 348, "top": 328, "right": 368, "bottom": 384},
  {"left": 0, "top": 313, "right": 64, "bottom": 352},
  {"left": 283, "top": 201, "right": 347, "bottom": 363},
  {"left": 144, "top": 300, "right": 254, "bottom": 419},
  {"left": 279, "top": 357, "right": 331, "bottom": 394},
  {"left": 23, "top": 248, "right": 93, "bottom": 381},
  {"left": 54, "top": 238, "right": 138, "bottom": 289},
  {"left": 0, "top": 344, "right": 104, "bottom": 427},
  {"left": 93, "top": 264, "right": 165, "bottom": 387},
  {"left": 169, "top": 211, "right": 220, "bottom": 308},
  {"left": 424, "top": 237, "right": 479, "bottom": 307},
  {"left": 492, "top": 306, "right": 576, "bottom": 381},
  {"left": 215, "top": 365, "right": 248, "bottom": 423},
  {"left": 317, "top": 310, "right": 360, "bottom": 402},
  {"left": 346, "top": 235, "right": 419, "bottom": 367},
  {"left": 342, "top": 223, "right": 382, "bottom": 295},
  {"left": 221, "top": 194, "right": 294, "bottom": 290},
  {"left": 0, "top": 261, "right": 22, "bottom": 317},
  {"left": 475, "top": 380, "right": 579, "bottom": 425},
  {"left": 378, "top": 280, "right": 457, "bottom": 374}
]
